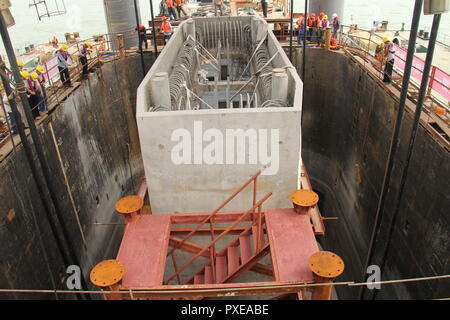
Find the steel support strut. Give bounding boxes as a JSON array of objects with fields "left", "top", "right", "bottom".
[
  {"left": 373, "top": 12, "right": 442, "bottom": 300},
  {"left": 359, "top": 0, "right": 424, "bottom": 300},
  {"left": 133, "top": 0, "right": 146, "bottom": 76},
  {"left": 149, "top": 0, "right": 158, "bottom": 58},
  {"left": 0, "top": 12, "right": 90, "bottom": 299}
]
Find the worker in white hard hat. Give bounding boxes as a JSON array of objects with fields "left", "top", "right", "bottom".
[
  {"left": 332, "top": 13, "right": 340, "bottom": 39},
  {"left": 383, "top": 37, "right": 395, "bottom": 84}
]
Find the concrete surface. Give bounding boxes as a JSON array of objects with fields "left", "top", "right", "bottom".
[
  {"left": 296, "top": 48, "right": 449, "bottom": 300},
  {"left": 0, "top": 54, "right": 153, "bottom": 299}
]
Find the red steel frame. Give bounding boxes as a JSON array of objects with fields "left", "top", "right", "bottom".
[{"left": 165, "top": 166, "right": 270, "bottom": 285}]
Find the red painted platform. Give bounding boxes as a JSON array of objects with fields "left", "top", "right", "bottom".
[
  {"left": 116, "top": 215, "right": 171, "bottom": 288},
  {"left": 265, "top": 208, "right": 319, "bottom": 282}
]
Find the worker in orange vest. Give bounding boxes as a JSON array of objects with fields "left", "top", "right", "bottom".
[
  {"left": 313, "top": 13, "right": 323, "bottom": 45},
  {"left": 166, "top": 0, "right": 178, "bottom": 20},
  {"left": 307, "top": 13, "right": 315, "bottom": 41},
  {"left": 161, "top": 16, "right": 173, "bottom": 44},
  {"left": 297, "top": 14, "right": 305, "bottom": 45},
  {"left": 175, "top": 0, "right": 187, "bottom": 19}
]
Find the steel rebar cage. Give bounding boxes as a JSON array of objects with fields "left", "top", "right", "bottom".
[{"left": 29, "top": 0, "right": 67, "bottom": 21}]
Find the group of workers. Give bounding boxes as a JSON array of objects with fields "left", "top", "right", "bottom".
[
  {"left": 135, "top": 16, "right": 173, "bottom": 47},
  {"left": 296, "top": 12, "right": 341, "bottom": 46},
  {"left": 15, "top": 40, "right": 93, "bottom": 121},
  {"left": 19, "top": 62, "right": 48, "bottom": 119},
  {"left": 159, "top": 0, "right": 189, "bottom": 21}
]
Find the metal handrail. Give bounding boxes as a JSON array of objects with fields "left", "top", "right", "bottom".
[
  {"left": 1, "top": 30, "right": 144, "bottom": 147},
  {"left": 166, "top": 166, "right": 266, "bottom": 258},
  {"left": 340, "top": 25, "right": 450, "bottom": 105},
  {"left": 165, "top": 191, "right": 272, "bottom": 284}
]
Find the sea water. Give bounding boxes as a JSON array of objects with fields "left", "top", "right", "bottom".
[{"left": 1, "top": 0, "right": 449, "bottom": 56}]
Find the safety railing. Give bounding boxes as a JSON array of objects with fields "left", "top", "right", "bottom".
[
  {"left": 338, "top": 25, "right": 449, "bottom": 123},
  {"left": 165, "top": 167, "right": 269, "bottom": 285},
  {"left": 0, "top": 29, "right": 145, "bottom": 149}
]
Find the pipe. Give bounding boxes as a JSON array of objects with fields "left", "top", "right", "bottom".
[
  {"left": 0, "top": 58, "right": 59, "bottom": 300},
  {"left": 289, "top": 0, "right": 294, "bottom": 61},
  {"left": 271, "top": 68, "right": 288, "bottom": 103},
  {"left": 149, "top": 0, "right": 158, "bottom": 58},
  {"left": 358, "top": 0, "right": 424, "bottom": 300},
  {"left": 133, "top": 0, "right": 146, "bottom": 77},
  {"left": 0, "top": 13, "right": 90, "bottom": 299},
  {"left": 373, "top": 13, "right": 442, "bottom": 301},
  {"left": 302, "top": 0, "right": 308, "bottom": 81},
  {"left": 151, "top": 72, "right": 171, "bottom": 109}
]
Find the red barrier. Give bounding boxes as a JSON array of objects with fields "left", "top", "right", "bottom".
[
  {"left": 394, "top": 44, "right": 450, "bottom": 101},
  {"left": 433, "top": 68, "right": 450, "bottom": 101}
]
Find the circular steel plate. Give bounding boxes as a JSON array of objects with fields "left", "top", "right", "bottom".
[
  {"left": 291, "top": 189, "right": 319, "bottom": 207},
  {"left": 90, "top": 259, "right": 125, "bottom": 287},
  {"left": 309, "top": 251, "right": 345, "bottom": 279},
  {"left": 115, "top": 196, "right": 144, "bottom": 215}
]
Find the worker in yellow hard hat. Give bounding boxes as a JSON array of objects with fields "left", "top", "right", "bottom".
[
  {"left": 35, "top": 65, "right": 48, "bottom": 112},
  {"left": 30, "top": 72, "right": 47, "bottom": 116},
  {"left": 20, "top": 70, "right": 29, "bottom": 80},
  {"left": 17, "top": 60, "right": 24, "bottom": 71},
  {"left": 79, "top": 41, "right": 93, "bottom": 76},
  {"left": 21, "top": 70, "right": 40, "bottom": 119},
  {"left": 55, "top": 44, "right": 73, "bottom": 87},
  {"left": 383, "top": 37, "right": 395, "bottom": 84}
]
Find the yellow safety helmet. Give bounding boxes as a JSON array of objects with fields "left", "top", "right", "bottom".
[
  {"left": 36, "top": 65, "right": 44, "bottom": 73},
  {"left": 17, "top": 60, "right": 24, "bottom": 68},
  {"left": 20, "top": 70, "right": 29, "bottom": 79},
  {"left": 383, "top": 37, "right": 390, "bottom": 43},
  {"left": 86, "top": 41, "right": 92, "bottom": 47},
  {"left": 324, "top": 15, "right": 328, "bottom": 20},
  {"left": 61, "top": 44, "right": 69, "bottom": 51},
  {"left": 31, "top": 72, "right": 39, "bottom": 81}
]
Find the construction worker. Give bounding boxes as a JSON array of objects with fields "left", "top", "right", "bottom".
[
  {"left": 31, "top": 72, "right": 47, "bottom": 116},
  {"left": 175, "top": 0, "right": 188, "bottom": 19},
  {"left": 332, "top": 13, "right": 340, "bottom": 39},
  {"left": 261, "top": 0, "right": 268, "bottom": 18},
  {"left": 1, "top": 96, "right": 16, "bottom": 135},
  {"left": 383, "top": 37, "right": 395, "bottom": 83},
  {"left": 79, "top": 41, "right": 93, "bottom": 76},
  {"left": 214, "top": 0, "right": 223, "bottom": 16},
  {"left": 56, "top": 44, "right": 73, "bottom": 87},
  {"left": 21, "top": 70, "right": 40, "bottom": 119},
  {"left": 297, "top": 14, "right": 305, "bottom": 45},
  {"left": 35, "top": 65, "right": 48, "bottom": 109},
  {"left": 159, "top": 0, "right": 169, "bottom": 17},
  {"left": 320, "top": 15, "right": 330, "bottom": 45},
  {"left": 161, "top": 16, "right": 173, "bottom": 44},
  {"left": 166, "top": 0, "right": 178, "bottom": 20},
  {"left": 134, "top": 24, "right": 148, "bottom": 51},
  {"left": 312, "top": 13, "right": 321, "bottom": 45},
  {"left": 307, "top": 13, "right": 315, "bottom": 42},
  {"left": 17, "top": 60, "right": 24, "bottom": 71}
]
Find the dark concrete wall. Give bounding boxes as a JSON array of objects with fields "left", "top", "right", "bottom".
[
  {"left": 295, "top": 49, "right": 449, "bottom": 299},
  {"left": 0, "top": 54, "right": 153, "bottom": 299}
]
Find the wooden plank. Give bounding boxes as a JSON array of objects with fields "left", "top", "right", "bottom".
[
  {"left": 170, "top": 210, "right": 254, "bottom": 224},
  {"left": 300, "top": 165, "right": 326, "bottom": 235},
  {"left": 170, "top": 226, "right": 247, "bottom": 236},
  {"left": 265, "top": 208, "right": 319, "bottom": 283},
  {"left": 168, "top": 236, "right": 211, "bottom": 258},
  {"left": 117, "top": 215, "right": 171, "bottom": 288}
]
